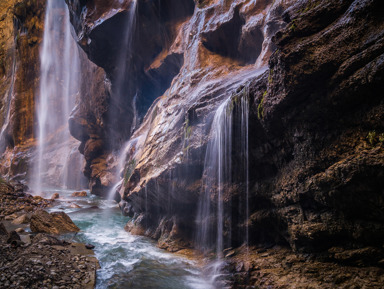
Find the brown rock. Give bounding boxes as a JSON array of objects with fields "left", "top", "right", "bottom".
[
  {"left": 15, "top": 227, "right": 25, "bottom": 234},
  {"left": 30, "top": 210, "right": 80, "bottom": 234},
  {"left": 4, "top": 213, "right": 17, "bottom": 220},
  {"left": 71, "top": 191, "right": 87, "bottom": 197},
  {"left": 51, "top": 193, "right": 60, "bottom": 200},
  {"left": 6, "top": 230, "right": 20, "bottom": 244},
  {"left": 11, "top": 214, "right": 30, "bottom": 224},
  {"left": 0, "top": 222, "right": 7, "bottom": 235}
]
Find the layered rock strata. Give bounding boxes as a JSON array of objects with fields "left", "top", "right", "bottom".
[{"left": 68, "top": 0, "right": 384, "bottom": 272}]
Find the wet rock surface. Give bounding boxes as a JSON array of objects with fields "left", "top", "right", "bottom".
[
  {"left": 71, "top": 191, "right": 87, "bottom": 197},
  {"left": 0, "top": 180, "right": 98, "bottom": 289},
  {"left": 79, "top": 0, "right": 384, "bottom": 287},
  {"left": 0, "top": 232, "right": 98, "bottom": 289},
  {"left": 120, "top": 0, "right": 384, "bottom": 254},
  {"left": 0, "top": 181, "right": 52, "bottom": 217},
  {"left": 0, "top": 0, "right": 89, "bottom": 189},
  {"left": 227, "top": 246, "right": 384, "bottom": 289},
  {"left": 245, "top": 0, "right": 384, "bottom": 253},
  {"left": 0, "top": 0, "right": 382, "bottom": 288},
  {"left": 30, "top": 210, "right": 80, "bottom": 234}
]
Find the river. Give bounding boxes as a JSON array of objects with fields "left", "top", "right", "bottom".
[{"left": 45, "top": 189, "right": 214, "bottom": 289}]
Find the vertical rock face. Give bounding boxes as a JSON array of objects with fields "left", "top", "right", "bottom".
[
  {"left": 251, "top": 0, "right": 384, "bottom": 253},
  {"left": 1, "top": 0, "right": 383, "bottom": 278},
  {"left": 0, "top": 0, "right": 44, "bottom": 181},
  {"left": 67, "top": 0, "right": 384, "bottom": 262},
  {"left": 0, "top": 0, "right": 44, "bottom": 149},
  {"left": 66, "top": 0, "right": 295, "bottom": 248}
]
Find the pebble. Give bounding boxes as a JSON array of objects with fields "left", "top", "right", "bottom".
[{"left": 0, "top": 185, "right": 97, "bottom": 289}]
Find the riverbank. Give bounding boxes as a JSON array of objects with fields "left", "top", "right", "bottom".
[
  {"left": 0, "top": 180, "right": 99, "bottom": 289},
  {"left": 225, "top": 245, "right": 384, "bottom": 289}
]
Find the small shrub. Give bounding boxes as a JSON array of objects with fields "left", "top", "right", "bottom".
[
  {"left": 257, "top": 91, "right": 267, "bottom": 120},
  {"left": 367, "top": 131, "right": 377, "bottom": 146}
]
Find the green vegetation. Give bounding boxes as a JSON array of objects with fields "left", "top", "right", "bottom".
[
  {"left": 182, "top": 117, "right": 193, "bottom": 159},
  {"left": 268, "top": 69, "right": 274, "bottom": 84},
  {"left": 289, "top": 20, "right": 297, "bottom": 32},
  {"left": 298, "top": 0, "right": 322, "bottom": 14},
  {"left": 184, "top": 117, "right": 192, "bottom": 140},
  {"left": 367, "top": 131, "right": 384, "bottom": 146},
  {"left": 196, "top": 0, "right": 209, "bottom": 9},
  {"left": 258, "top": 90, "right": 267, "bottom": 120},
  {"left": 367, "top": 131, "right": 376, "bottom": 145},
  {"left": 123, "top": 159, "right": 136, "bottom": 185},
  {"left": 151, "top": 107, "right": 158, "bottom": 122},
  {"left": 379, "top": 133, "right": 384, "bottom": 143}
]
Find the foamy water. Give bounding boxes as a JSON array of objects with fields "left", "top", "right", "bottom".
[{"left": 48, "top": 189, "right": 215, "bottom": 289}]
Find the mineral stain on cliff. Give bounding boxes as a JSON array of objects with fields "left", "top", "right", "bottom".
[{"left": 0, "top": 0, "right": 384, "bottom": 288}]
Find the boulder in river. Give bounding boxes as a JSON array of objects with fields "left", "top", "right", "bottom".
[
  {"left": 51, "top": 193, "right": 60, "bottom": 200},
  {"left": 71, "top": 191, "right": 87, "bottom": 197},
  {"left": 30, "top": 210, "right": 80, "bottom": 234}
]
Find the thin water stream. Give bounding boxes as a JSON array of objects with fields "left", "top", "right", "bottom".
[{"left": 46, "top": 189, "right": 214, "bottom": 289}]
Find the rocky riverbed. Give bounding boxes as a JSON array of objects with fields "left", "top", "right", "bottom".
[
  {"left": 0, "top": 180, "right": 99, "bottom": 289},
  {"left": 226, "top": 245, "right": 384, "bottom": 288}
]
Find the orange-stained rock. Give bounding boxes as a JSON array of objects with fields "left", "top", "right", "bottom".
[
  {"left": 30, "top": 210, "right": 80, "bottom": 234},
  {"left": 51, "top": 193, "right": 60, "bottom": 200},
  {"left": 71, "top": 191, "right": 87, "bottom": 197}
]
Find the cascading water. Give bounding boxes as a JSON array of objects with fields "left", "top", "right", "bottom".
[
  {"left": 107, "top": 0, "right": 138, "bottom": 151},
  {"left": 239, "top": 86, "right": 250, "bottom": 250},
  {"left": 106, "top": 0, "right": 139, "bottom": 200},
  {"left": 114, "top": 0, "right": 137, "bottom": 101},
  {"left": 32, "top": 0, "right": 84, "bottom": 194},
  {"left": 196, "top": 82, "right": 253, "bottom": 286},
  {"left": 196, "top": 96, "right": 233, "bottom": 287},
  {"left": 197, "top": 97, "right": 232, "bottom": 255}
]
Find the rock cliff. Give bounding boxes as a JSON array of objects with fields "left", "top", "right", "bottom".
[
  {"left": 67, "top": 0, "right": 384, "bottom": 269},
  {"left": 0, "top": 0, "right": 383, "bottom": 287}
]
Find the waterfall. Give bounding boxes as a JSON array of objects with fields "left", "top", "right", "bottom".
[
  {"left": 32, "top": 0, "right": 83, "bottom": 193},
  {"left": 107, "top": 137, "right": 138, "bottom": 201},
  {"left": 106, "top": 0, "right": 138, "bottom": 201},
  {"left": 114, "top": 0, "right": 137, "bottom": 98},
  {"left": 108, "top": 0, "right": 138, "bottom": 150},
  {"left": 197, "top": 97, "right": 232, "bottom": 255},
  {"left": 196, "top": 84, "right": 251, "bottom": 286},
  {"left": 242, "top": 91, "right": 250, "bottom": 252}
]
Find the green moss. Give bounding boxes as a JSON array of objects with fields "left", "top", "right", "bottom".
[
  {"left": 183, "top": 117, "right": 193, "bottom": 158},
  {"left": 290, "top": 20, "right": 297, "bottom": 32},
  {"left": 196, "top": 0, "right": 209, "bottom": 8},
  {"left": 298, "top": 0, "right": 322, "bottom": 14},
  {"left": 379, "top": 133, "right": 384, "bottom": 144},
  {"left": 258, "top": 90, "right": 267, "bottom": 120},
  {"left": 184, "top": 117, "right": 192, "bottom": 139},
  {"left": 268, "top": 69, "right": 274, "bottom": 84},
  {"left": 151, "top": 107, "right": 158, "bottom": 122},
  {"left": 124, "top": 159, "right": 136, "bottom": 185},
  {"left": 367, "top": 131, "right": 378, "bottom": 146}
]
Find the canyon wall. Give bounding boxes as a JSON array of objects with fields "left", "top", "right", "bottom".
[
  {"left": 0, "top": 0, "right": 382, "bottom": 281},
  {"left": 67, "top": 0, "right": 384, "bottom": 265},
  {"left": 0, "top": 0, "right": 94, "bottom": 190},
  {"left": 0, "top": 0, "right": 44, "bottom": 181}
]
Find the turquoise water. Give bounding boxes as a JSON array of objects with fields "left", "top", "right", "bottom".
[{"left": 46, "top": 189, "right": 214, "bottom": 289}]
